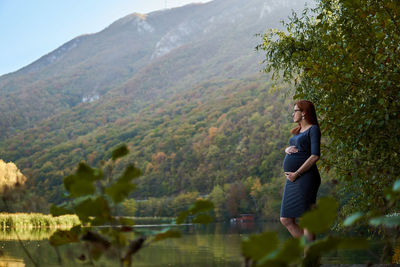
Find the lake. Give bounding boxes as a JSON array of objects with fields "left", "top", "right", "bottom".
[{"left": 0, "top": 222, "right": 393, "bottom": 266}]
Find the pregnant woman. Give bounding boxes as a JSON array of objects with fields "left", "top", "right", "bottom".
[{"left": 280, "top": 100, "right": 321, "bottom": 241}]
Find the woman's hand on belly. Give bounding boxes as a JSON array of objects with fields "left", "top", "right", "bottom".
[
  {"left": 285, "top": 172, "right": 298, "bottom": 182},
  {"left": 285, "top": 146, "right": 298, "bottom": 154}
]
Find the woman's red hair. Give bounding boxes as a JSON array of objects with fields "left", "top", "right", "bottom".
[{"left": 291, "top": 100, "right": 319, "bottom": 135}]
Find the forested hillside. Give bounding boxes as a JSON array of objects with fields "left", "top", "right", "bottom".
[
  {"left": 3, "top": 75, "right": 295, "bottom": 203},
  {"left": 0, "top": 0, "right": 307, "bottom": 208}
]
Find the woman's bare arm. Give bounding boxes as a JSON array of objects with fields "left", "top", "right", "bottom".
[{"left": 296, "top": 155, "right": 319, "bottom": 175}]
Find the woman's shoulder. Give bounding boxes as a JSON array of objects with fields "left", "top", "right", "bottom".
[
  {"left": 300, "top": 124, "right": 319, "bottom": 133},
  {"left": 309, "top": 124, "right": 321, "bottom": 136}
]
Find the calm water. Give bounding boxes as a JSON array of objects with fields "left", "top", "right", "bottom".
[{"left": 0, "top": 222, "right": 391, "bottom": 267}]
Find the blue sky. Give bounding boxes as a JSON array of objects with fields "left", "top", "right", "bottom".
[{"left": 0, "top": 0, "right": 211, "bottom": 76}]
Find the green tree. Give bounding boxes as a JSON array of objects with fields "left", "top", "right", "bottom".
[
  {"left": 122, "top": 199, "right": 137, "bottom": 216},
  {"left": 209, "top": 185, "right": 226, "bottom": 220},
  {"left": 170, "top": 191, "right": 199, "bottom": 214},
  {"left": 258, "top": 0, "right": 400, "bottom": 218}
]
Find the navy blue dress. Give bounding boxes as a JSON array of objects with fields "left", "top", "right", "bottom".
[{"left": 280, "top": 125, "right": 321, "bottom": 218}]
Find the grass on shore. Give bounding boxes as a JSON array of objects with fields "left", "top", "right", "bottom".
[{"left": 0, "top": 213, "right": 80, "bottom": 229}]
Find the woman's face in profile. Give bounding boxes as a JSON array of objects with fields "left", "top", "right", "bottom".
[{"left": 292, "top": 104, "right": 302, "bottom": 123}]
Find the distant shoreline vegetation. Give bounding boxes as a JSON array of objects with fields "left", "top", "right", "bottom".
[
  {"left": 0, "top": 213, "right": 79, "bottom": 229},
  {"left": 0, "top": 213, "right": 179, "bottom": 229},
  {"left": 131, "top": 216, "right": 175, "bottom": 225}
]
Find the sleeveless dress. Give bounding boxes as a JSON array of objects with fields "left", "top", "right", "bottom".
[{"left": 280, "top": 125, "right": 321, "bottom": 218}]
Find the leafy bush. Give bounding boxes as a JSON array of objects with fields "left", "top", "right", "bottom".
[
  {"left": 49, "top": 144, "right": 214, "bottom": 266},
  {"left": 257, "top": 0, "right": 400, "bottom": 219}
]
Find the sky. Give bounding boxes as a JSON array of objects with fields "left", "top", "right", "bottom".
[{"left": 0, "top": 0, "right": 211, "bottom": 76}]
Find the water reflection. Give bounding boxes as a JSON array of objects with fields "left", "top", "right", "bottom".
[
  {"left": 0, "top": 223, "right": 392, "bottom": 266},
  {"left": 0, "top": 228, "right": 55, "bottom": 241},
  {"left": 0, "top": 256, "right": 25, "bottom": 267}
]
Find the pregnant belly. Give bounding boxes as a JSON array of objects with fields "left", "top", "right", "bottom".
[{"left": 283, "top": 153, "right": 309, "bottom": 172}]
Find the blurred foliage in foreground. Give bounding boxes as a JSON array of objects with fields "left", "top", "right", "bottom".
[
  {"left": 48, "top": 144, "right": 213, "bottom": 266},
  {"left": 258, "top": 0, "right": 400, "bottom": 219},
  {"left": 241, "top": 180, "right": 400, "bottom": 266}
]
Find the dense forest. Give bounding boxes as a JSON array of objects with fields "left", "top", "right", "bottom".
[{"left": 3, "top": 74, "right": 326, "bottom": 219}]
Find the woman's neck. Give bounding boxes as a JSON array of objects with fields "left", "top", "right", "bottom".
[{"left": 300, "top": 120, "right": 311, "bottom": 130}]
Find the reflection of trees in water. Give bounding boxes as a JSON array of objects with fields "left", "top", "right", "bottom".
[
  {"left": 129, "top": 223, "right": 282, "bottom": 265},
  {"left": 132, "top": 231, "right": 243, "bottom": 265},
  {"left": 0, "top": 240, "right": 55, "bottom": 267},
  {"left": 0, "top": 228, "right": 56, "bottom": 241},
  {"left": 0, "top": 223, "right": 388, "bottom": 266},
  {"left": 0, "top": 256, "right": 25, "bottom": 267},
  {"left": 0, "top": 224, "right": 246, "bottom": 266}
]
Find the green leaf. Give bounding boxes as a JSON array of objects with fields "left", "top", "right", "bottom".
[
  {"left": 153, "top": 229, "right": 182, "bottom": 242},
  {"left": 76, "top": 162, "right": 103, "bottom": 181},
  {"left": 50, "top": 205, "right": 73, "bottom": 217},
  {"left": 105, "top": 164, "right": 141, "bottom": 203},
  {"left": 176, "top": 210, "right": 189, "bottom": 224},
  {"left": 64, "top": 176, "right": 95, "bottom": 197},
  {"left": 299, "top": 197, "right": 338, "bottom": 234},
  {"left": 63, "top": 162, "right": 103, "bottom": 197},
  {"left": 275, "top": 238, "right": 304, "bottom": 263},
  {"left": 337, "top": 237, "right": 369, "bottom": 250},
  {"left": 75, "top": 197, "right": 111, "bottom": 224},
  {"left": 293, "top": 93, "right": 305, "bottom": 99},
  {"left": 81, "top": 231, "right": 111, "bottom": 261},
  {"left": 124, "top": 237, "right": 146, "bottom": 260},
  {"left": 192, "top": 214, "right": 213, "bottom": 225},
  {"left": 343, "top": 212, "right": 364, "bottom": 227},
  {"left": 81, "top": 231, "right": 111, "bottom": 249},
  {"left": 241, "top": 231, "right": 279, "bottom": 261},
  {"left": 175, "top": 199, "right": 214, "bottom": 224},
  {"left": 70, "top": 225, "right": 82, "bottom": 235},
  {"left": 188, "top": 199, "right": 214, "bottom": 214},
  {"left": 301, "top": 236, "right": 366, "bottom": 266},
  {"left": 112, "top": 144, "right": 129, "bottom": 161},
  {"left": 393, "top": 180, "right": 400, "bottom": 192},
  {"left": 376, "top": 32, "right": 385, "bottom": 40},
  {"left": 49, "top": 230, "right": 79, "bottom": 246},
  {"left": 302, "top": 236, "right": 340, "bottom": 266},
  {"left": 118, "top": 164, "right": 142, "bottom": 183},
  {"left": 369, "top": 215, "right": 400, "bottom": 227},
  {"left": 275, "top": 238, "right": 303, "bottom": 263},
  {"left": 105, "top": 182, "right": 136, "bottom": 203}
]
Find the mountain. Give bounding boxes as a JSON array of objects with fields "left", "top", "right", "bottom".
[{"left": 0, "top": 0, "right": 306, "bottom": 203}]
